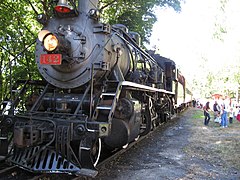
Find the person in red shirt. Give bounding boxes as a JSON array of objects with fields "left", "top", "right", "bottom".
[{"left": 203, "top": 101, "right": 211, "bottom": 125}]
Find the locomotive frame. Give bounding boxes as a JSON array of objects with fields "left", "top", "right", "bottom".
[{"left": 0, "top": 0, "right": 192, "bottom": 177}]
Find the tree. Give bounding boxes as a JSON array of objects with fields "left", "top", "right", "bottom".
[
  {"left": 99, "top": 0, "right": 182, "bottom": 43},
  {"left": 186, "top": 0, "right": 240, "bottom": 100},
  {"left": 0, "top": 0, "right": 43, "bottom": 100}
]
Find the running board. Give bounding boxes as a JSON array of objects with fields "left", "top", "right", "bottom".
[{"left": 121, "top": 81, "right": 175, "bottom": 95}]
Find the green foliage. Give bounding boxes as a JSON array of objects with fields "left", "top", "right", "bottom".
[
  {"left": 0, "top": 0, "right": 43, "bottom": 100},
  {"left": 99, "top": 0, "right": 182, "bottom": 43},
  {"left": 213, "top": 0, "right": 228, "bottom": 41}
]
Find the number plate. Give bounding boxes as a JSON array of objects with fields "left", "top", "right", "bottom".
[{"left": 40, "top": 54, "right": 62, "bottom": 65}]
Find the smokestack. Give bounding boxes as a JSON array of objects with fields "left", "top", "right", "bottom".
[{"left": 78, "top": 0, "right": 99, "bottom": 14}]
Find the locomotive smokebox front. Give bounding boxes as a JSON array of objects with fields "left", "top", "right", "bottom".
[{"left": 35, "top": 0, "right": 131, "bottom": 89}]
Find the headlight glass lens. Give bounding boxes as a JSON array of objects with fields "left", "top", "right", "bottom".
[{"left": 43, "top": 34, "right": 58, "bottom": 52}]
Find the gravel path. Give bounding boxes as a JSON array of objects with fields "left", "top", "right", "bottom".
[{"left": 96, "top": 108, "right": 240, "bottom": 180}]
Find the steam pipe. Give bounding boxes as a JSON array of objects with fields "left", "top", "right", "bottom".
[{"left": 78, "top": 0, "right": 99, "bottom": 13}]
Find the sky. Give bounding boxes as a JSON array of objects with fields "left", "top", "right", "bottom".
[{"left": 149, "top": 0, "right": 240, "bottom": 82}]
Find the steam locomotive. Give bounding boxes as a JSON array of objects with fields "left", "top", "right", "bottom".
[{"left": 0, "top": 0, "right": 192, "bottom": 177}]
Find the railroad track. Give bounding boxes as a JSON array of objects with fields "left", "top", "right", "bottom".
[
  {"left": 0, "top": 115, "right": 179, "bottom": 180},
  {"left": 0, "top": 165, "right": 18, "bottom": 176}
]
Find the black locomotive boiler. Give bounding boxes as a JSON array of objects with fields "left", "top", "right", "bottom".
[{"left": 0, "top": 0, "right": 192, "bottom": 177}]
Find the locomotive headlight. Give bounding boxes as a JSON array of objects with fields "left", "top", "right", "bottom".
[
  {"left": 43, "top": 34, "right": 59, "bottom": 52},
  {"left": 38, "top": 30, "right": 71, "bottom": 53},
  {"left": 38, "top": 30, "right": 59, "bottom": 52},
  {"left": 38, "top": 30, "right": 51, "bottom": 42}
]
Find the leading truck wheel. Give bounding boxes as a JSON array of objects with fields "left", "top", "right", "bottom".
[{"left": 79, "top": 138, "right": 102, "bottom": 169}]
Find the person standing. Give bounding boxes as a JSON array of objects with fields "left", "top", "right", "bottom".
[
  {"left": 213, "top": 101, "right": 220, "bottom": 120},
  {"left": 192, "top": 99, "right": 196, "bottom": 107},
  {"left": 228, "top": 107, "right": 234, "bottom": 124},
  {"left": 235, "top": 106, "right": 240, "bottom": 122},
  {"left": 203, "top": 102, "right": 211, "bottom": 126},
  {"left": 221, "top": 105, "right": 228, "bottom": 128},
  {"left": 234, "top": 106, "right": 239, "bottom": 120}
]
